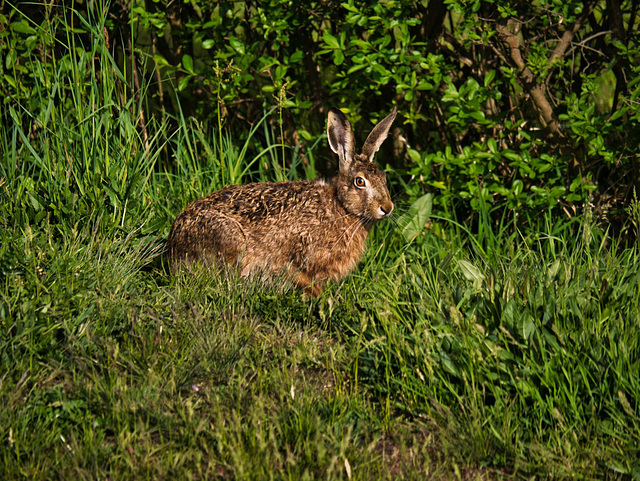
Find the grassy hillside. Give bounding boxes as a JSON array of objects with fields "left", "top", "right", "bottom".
[{"left": 1, "top": 20, "right": 640, "bottom": 481}]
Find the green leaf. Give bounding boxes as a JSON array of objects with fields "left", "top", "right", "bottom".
[
  {"left": 407, "top": 148, "right": 421, "bottom": 163},
  {"left": 3, "top": 74, "right": 17, "bottom": 88},
  {"left": 323, "top": 32, "right": 340, "bottom": 49},
  {"left": 484, "top": 70, "right": 496, "bottom": 87},
  {"left": 153, "top": 54, "right": 170, "bottom": 68},
  {"left": 6, "top": 49, "right": 17, "bottom": 70},
  {"left": 341, "top": 2, "right": 358, "bottom": 12},
  {"left": 178, "top": 74, "right": 192, "bottom": 92},
  {"left": 396, "top": 193, "right": 433, "bottom": 243},
  {"left": 458, "top": 260, "right": 485, "bottom": 284},
  {"left": 229, "top": 36, "right": 246, "bottom": 55},
  {"left": 289, "top": 50, "right": 303, "bottom": 63},
  {"left": 299, "top": 129, "right": 313, "bottom": 141},
  {"left": 182, "top": 54, "right": 194, "bottom": 74},
  {"left": 11, "top": 20, "right": 37, "bottom": 35},
  {"left": 512, "top": 179, "right": 523, "bottom": 196},
  {"left": 521, "top": 313, "right": 536, "bottom": 340},
  {"left": 503, "top": 150, "right": 520, "bottom": 161},
  {"left": 469, "top": 110, "right": 486, "bottom": 122},
  {"left": 347, "top": 64, "right": 367, "bottom": 75},
  {"left": 487, "top": 137, "right": 498, "bottom": 154},
  {"left": 438, "top": 351, "right": 460, "bottom": 377}
]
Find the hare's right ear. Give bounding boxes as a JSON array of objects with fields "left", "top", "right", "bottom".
[
  {"left": 327, "top": 108, "right": 355, "bottom": 171},
  {"left": 361, "top": 106, "right": 397, "bottom": 163}
]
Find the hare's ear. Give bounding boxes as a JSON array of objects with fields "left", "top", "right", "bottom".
[
  {"left": 361, "top": 106, "right": 398, "bottom": 162},
  {"left": 327, "top": 107, "right": 356, "bottom": 171}
]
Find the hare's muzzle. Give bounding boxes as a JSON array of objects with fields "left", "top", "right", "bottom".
[{"left": 378, "top": 201, "right": 394, "bottom": 219}]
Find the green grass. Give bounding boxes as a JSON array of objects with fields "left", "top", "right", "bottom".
[
  {"left": 1, "top": 12, "right": 640, "bottom": 480},
  {"left": 2, "top": 199, "right": 639, "bottom": 480}
]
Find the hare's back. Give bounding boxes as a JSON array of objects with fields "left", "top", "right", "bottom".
[{"left": 193, "top": 180, "right": 330, "bottom": 221}]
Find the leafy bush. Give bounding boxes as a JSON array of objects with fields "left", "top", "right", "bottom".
[{"left": 2, "top": 1, "right": 640, "bottom": 231}]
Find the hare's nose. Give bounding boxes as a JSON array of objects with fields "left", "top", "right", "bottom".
[{"left": 379, "top": 203, "right": 394, "bottom": 218}]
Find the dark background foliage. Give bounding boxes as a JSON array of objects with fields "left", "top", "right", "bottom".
[{"left": 2, "top": 0, "right": 639, "bottom": 230}]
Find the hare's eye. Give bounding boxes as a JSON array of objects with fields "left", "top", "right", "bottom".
[{"left": 354, "top": 177, "right": 367, "bottom": 188}]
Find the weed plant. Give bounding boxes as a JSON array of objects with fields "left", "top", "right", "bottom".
[{"left": 1, "top": 9, "right": 639, "bottom": 480}]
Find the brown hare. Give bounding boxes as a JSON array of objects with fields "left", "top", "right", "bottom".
[{"left": 167, "top": 107, "right": 397, "bottom": 296}]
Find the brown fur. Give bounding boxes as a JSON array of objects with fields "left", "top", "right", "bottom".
[{"left": 167, "top": 107, "right": 398, "bottom": 296}]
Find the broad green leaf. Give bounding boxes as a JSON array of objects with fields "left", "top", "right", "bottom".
[
  {"left": 182, "top": 54, "right": 194, "bottom": 73},
  {"left": 3, "top": 74, "right": 17, "bottom": 88},
  {"left": 458, "top": 260, "right": 485, "bottom": 283},
  {"left": 438, "top": 350, "right": 460, "bottom": 377},
  {"left": 547, "top": 258, "right": 561, "bottom": 283},
  {"left": 323, "top": 32, "right": 340, "bottom": 49},
  {"left": 299, "top": 129, "right": 312, "bottom": 141},
  {"left": 396, "top": 193, "right": 432, "bottom": 243},
  {"left": 11, "top": 20, "right": 37, "bottom": 35},
  {"left": 289, "top": 50, "right": 303, "bottom": 63},
  {"left": 502, "top": 150, "right": 520, "bottom": 161},
  {"left": 407, "top": 148, "right": 421, "bottom": 163},
  {"left": 229, "top": 36, "right": 246, "bottom": 55}
]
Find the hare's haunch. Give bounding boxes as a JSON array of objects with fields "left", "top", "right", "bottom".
[{"left": 168, "top": 107, "right": 397, "bottom": 296}]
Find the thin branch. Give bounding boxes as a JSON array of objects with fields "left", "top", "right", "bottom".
[
  {"left": 496, "top": 19, "right": 563, "bottom": 137},
  {"left": 547, "top": 1, "right": 599, "bottom": 67}
]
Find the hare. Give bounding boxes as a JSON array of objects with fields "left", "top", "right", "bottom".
[{"left": 167, "top": 106, "right": 397, "bottom": 296}]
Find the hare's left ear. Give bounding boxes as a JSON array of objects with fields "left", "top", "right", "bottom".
[
  {"left": 327, "top": 107, "right": 356, "bottom": 172},
  {"left": 361, "top": 106, "right": 398, "bottom": 162}
]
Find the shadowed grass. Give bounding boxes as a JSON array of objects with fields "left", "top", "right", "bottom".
[
  {"left": 3, "top": 151, "right": 639, "bottom": 479},
  {"left": 0, "top": 223, "right": 472, "bottom": 480}
]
